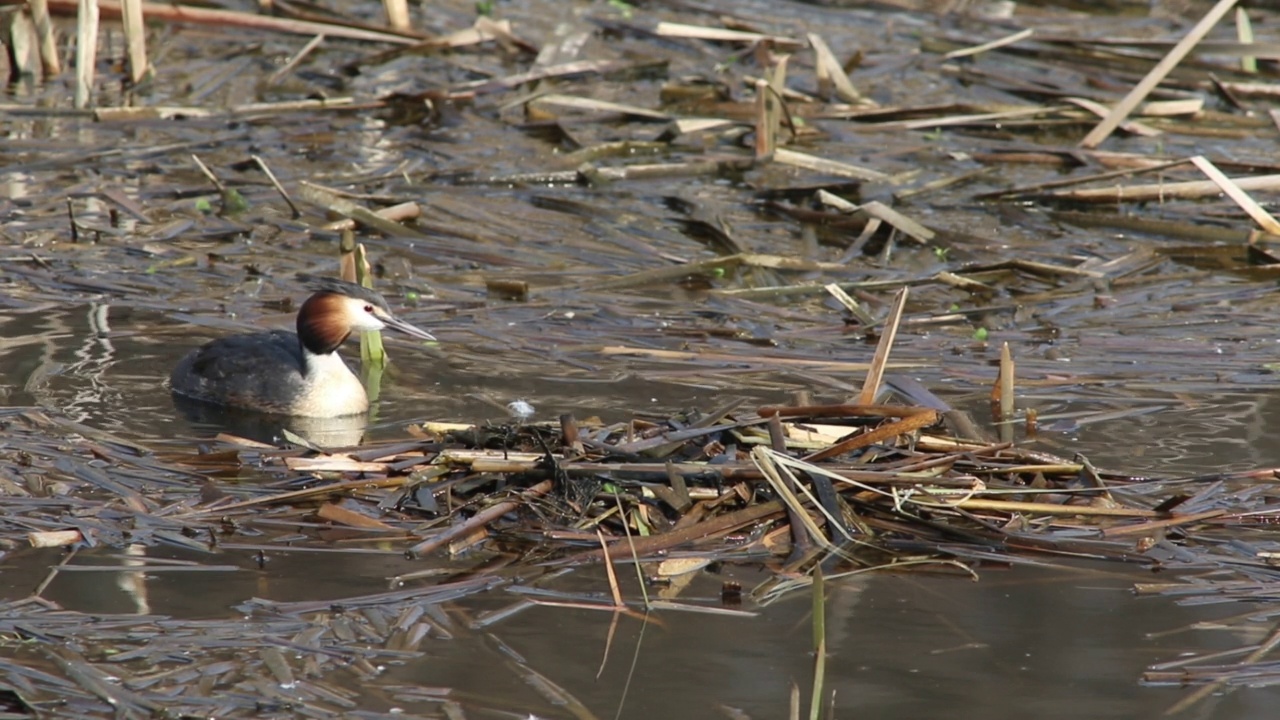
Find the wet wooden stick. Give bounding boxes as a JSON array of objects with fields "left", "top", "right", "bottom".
[
  {"left": 857, "top": 286, "right": 908, "bottom": 405},
  {"left": 1080, "top": 0, "right": 1239, "bottom": 148},
  {"left": 408, "top": 480, "right": 553, "bottom": 557}
]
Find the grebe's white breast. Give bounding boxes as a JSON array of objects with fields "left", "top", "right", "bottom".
[{"left": 292, "top": 349, "right": 369, "bottom": 417}]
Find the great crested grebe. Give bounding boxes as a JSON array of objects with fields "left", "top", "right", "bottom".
[{"left": 169, "top": 279, "right": 435, "bottom": 417}]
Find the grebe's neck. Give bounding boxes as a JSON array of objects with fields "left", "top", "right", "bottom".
[
  {"left": 301, "top": 346, "right": 357, "bottom": 380},
  {"left": 296, "top": 346, "right": 369, "bottom": 416}
]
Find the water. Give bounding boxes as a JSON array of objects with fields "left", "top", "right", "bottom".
[
  {"left": 2, "top": 302, "right": 1277, "bottom": 717},
  {"left": 7, "top": 0, "right": 1280, "bottom": 714}
]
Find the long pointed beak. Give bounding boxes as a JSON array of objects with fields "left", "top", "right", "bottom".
[{"left": 382, "top": 315, "right": 437, "bottom": 342}]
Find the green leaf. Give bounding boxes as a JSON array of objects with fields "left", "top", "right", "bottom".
[{"left": 221, "top": 188, "right": 250, "bottom": 215}]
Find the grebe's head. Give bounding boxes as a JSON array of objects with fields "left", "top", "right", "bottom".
[{"left": 296, "top": 279, "right": 436, "bottom": 355}]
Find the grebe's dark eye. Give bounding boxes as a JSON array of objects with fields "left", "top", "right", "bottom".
[{"left": 364, "top": 304, "right": 374, "bottom": 313}]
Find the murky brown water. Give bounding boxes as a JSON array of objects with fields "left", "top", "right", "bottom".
[{"left": 7, "top": 0, "right": 1280, "bottom": 716}]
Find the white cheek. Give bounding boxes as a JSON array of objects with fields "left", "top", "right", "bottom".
[{"left": 352, "top": 313, "right": 387, "bottom": 332}]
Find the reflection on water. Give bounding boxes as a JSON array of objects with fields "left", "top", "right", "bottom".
[{"left": 171, "top": 392, "right": 372, "bottom": 447}]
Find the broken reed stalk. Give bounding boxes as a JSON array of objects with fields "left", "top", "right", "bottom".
[
  {"left": 322, "top": 201, "right": 421, "bottom": 234},
  {"left": 808, "top": 565, "right": 826, "bottom": 720},
  {"left": 407, "top": 479, "right": 554, "bottom": 557},
  {"left": 268, "top": 34, "right": 324, "bottom": 85},
  {"left": 772, "top": 148, "right": 890, "bottom": 181},
  {"left": 857, "top": 286, "right": 908, "bottom": 405},
  {"left": 754, "top": 78, "right": 774, "bottom": 160},
  {"left": 1080, "top": 0, "right": 1240, "bottom": 148},
  {"left": 189, "top": 154, "right": 222, "bottom": 190},
  {"left": 754, "top": 447, "right": 847, "bottom": 553},
  {"left": 994, "top": 342, "right": 1015, "bottom": 443},
  {"left": 1236, "top": 7, "right": 1256, "bottom": 73},
  {"left": 595, "top": 529, "right": 625, "bottom": 608},
  {"left": 43, "top": 0, "right": 420, "bottom": 44},
  {"left": 1189, "top": 155, "right": 1280, "bottom": 234},
  {"left": 28, "top": 529, "right": 83, "bottom": 548},
  {"left": 593, "top": 500, "right": 785, "bottom": 561},
  {"left": 1042, "top": 173, "right": 1280, "bottom": 203},
  {"left": 823, "top": 282, "right": 876, "bottom": 326},
  {"left": 74, "top": 0, "right": 98, "bottom": 108},
  {"left": 300, "top": 182, "right": 430, "bottom": 239},
  {"left": 120, "top": 0, "right": 147, "bottom": 84},
  {"left": 32, "top": 547, "right": 77, "bottom": 597},
  {"left": 1099, "top": 509, "right": 1225, "bottom": 538},
  {"left": 382, "top": 0, "right": 410, "bottom": 31},
  {"left": 1065, "top": 97, "right": 1159, "bottom": 137},
  {"left": 251, "top": 155, "right": 300, "bottom": 218},
  {"left": 767, "top": 53, "right": 789, "bottom": 146},
  {"left": 800, "top": 408, "right": 939, "bottom": 462},
  {"left": 2, "top": 11, "right": 33, "bottom": 79},
  {"left": 808, "top": 33, "right": 860, "bottom": 102},
  {"left": 335, "top": 233, "right": 385, "bottom": 400},
  {"left": 29, "top": 0, "right": 61, "bottom": 75},
  {"left": 355, "top": 243, "right": 385, "bottom": 366},
  {"left": 977, "top": 157, "right": 1193, "bottom": 201},
  {"left": 769, "top": 413, "right": 814, "bottom": 555},
  {"left": 944, "top": 27, "right": 1034, "bottom": 60},
  {"left": 993, "top": 341, "right": 1015, "bottom": 422},
  {"left": 613, "top": 492, "right": 650, "bottom": 609}
]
